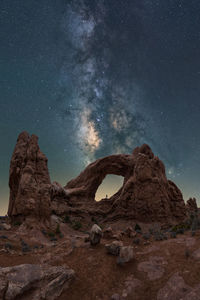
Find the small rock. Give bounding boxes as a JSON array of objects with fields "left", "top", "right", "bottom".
[
  {"left": 103, "top": 227, "right": 114, "bottom": 239},
  {"left": 143, "top": 241, "right": 150, "bottom": 245},
  {"left": 117, "top": 246, "right": 134, "bottom": 265},
  {"left": 90, "top": 224, "right": 102, "bottom": 246},
  {"left": 105, "top": 241, "right": 123, "bottom": 256},
  {"left": 112, "top": 231, "right": 123, "bottom": 241},
  {"left": 192, "top": 248, "right": 200, "bottom": 260},
  {"left": 111, "top": 294, "right": 121, "bottom": 300},
  {"left": 2, "top": 224, "right": 11, "bottom": 230},
  {"left": 124, "top": 226, "right": 136, "bottom": 238}
]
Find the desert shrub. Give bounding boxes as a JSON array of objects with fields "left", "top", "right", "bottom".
[
  {"left": 143, "top": 233, "right": 150, "bottom": 240},
  {"left": 64, "top": 215, "right": 71, "bottom": 223},
  {"left": 56, "top": 224, "right": 61, "bottom": 234},
  {"left": 149, "top": 228, "right": 154, "bottom": 235},
  {"left": 48, "top": 232, "right": 55, "bottom": 238},
  {"left": 170, "top": 231, "right": 177, "bottom": 238},
  {"left": 72, "top": 221, "right": 82, "bottom": 230},
  {"left": 171, "top": 223, "right": 189, "bottom": 233},
  {"left": 191, "top": 219, "right": 198, "bottom": 231},
  {"left": 133, "top": 238, "right": 140, "bottom": 245},
  {"left": 153, "top": 231, "right": 166, "bottom": 241},
  {"left": 13, "top": 221, "right": 21, "bottom": 226},
  {"left": 91, "top": 216, "right": 98, "bottom": 224},
  {"left": 5, "top": 243, "right": 13, "bottom": 250},
  {"left": 135, "top": 223, "right": 142, "bottom": 233},
  {"left": 176, "top": 228, "right": 184, "bottom": 235},
  {"left": 189, "top": 213, "right": 195, "bottom": 221}
]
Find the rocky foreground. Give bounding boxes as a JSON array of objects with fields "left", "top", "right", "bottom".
[
  {"left": 1, "top": 131, "right": 200, "bottom": 299},
  {"left": 1, "top": 216, "right": 200, "bottom": 300}
]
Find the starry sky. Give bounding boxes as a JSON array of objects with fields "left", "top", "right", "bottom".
[{"left": 1, "top": 0, "right": 200, "bottom": 215}]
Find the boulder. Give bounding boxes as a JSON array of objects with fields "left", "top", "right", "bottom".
[
  {"left": 137, "top": 256, "right": 167, "bottom": 280},
  {"left": 8, "top": 132, "right": 51, "bottom": 220},
  {"left": 105, "top": 241, "right": 123, "bottom": 256},
  {"left": 90, "top": 224, "right": 102, "bottom": 245},
  {"left": 157, "top": 272, "right": 200, "bottom": 300},
  {"left": 0, "top": 264, "right": 75, "bottom": 300},
  {"left": 117, "top": 246, "right": 134, "bottom": 264}
]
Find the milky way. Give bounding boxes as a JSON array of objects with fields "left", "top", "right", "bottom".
[
  {"left": 1, "top": 0, "right": 200, "bottom": 214},
  {"left": 57, "top": 1, "right": 151, "bottom": 165}
]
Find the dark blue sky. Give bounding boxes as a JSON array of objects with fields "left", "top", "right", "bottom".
[{"left": 1, "top": 0, "right": 200, "bottom": 214}]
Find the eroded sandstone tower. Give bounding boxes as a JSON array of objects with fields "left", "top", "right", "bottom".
[{"left": 8, "top": 131, "right": 51, "bottom": 220}]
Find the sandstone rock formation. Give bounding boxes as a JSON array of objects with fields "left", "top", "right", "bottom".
[
  {"left": 61, "top": 144, "right": 187, "bottom": 223},
  {"left": 0, "top": 264, "right": 75, "bottom": 300},
  {"left": 186, "top": 198, "right": 198, "bottom": 214},
  {"left": 8, "top": 132, "right": 188, "bottom": 224},
  {"left": 8, "top": 132, "right": 51, "bottom": 220}
]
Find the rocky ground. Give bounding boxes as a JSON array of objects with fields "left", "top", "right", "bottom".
[{"left": 1, "top": 216, "right": 200, "bottom": 300}]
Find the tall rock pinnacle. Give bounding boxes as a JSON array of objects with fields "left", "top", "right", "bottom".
[{"left": 8, "top": 131, "right": 51, "bottom": 220}]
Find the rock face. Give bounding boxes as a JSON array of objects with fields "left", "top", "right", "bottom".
[
  {"left": 186, "top": 198, "right": 198, "bottom": 213},
  {"left": 63, "top": 144, "right": 187, "bottom": 223},
  {"left": 8, "top": 132, "right": 51, "bottom": 220},
  {"left": 0, "top": 264, "right": 75, "bottom": 300}
]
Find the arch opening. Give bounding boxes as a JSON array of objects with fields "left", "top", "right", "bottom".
[{"left": 95, "top": 174, "right": 124, "bottom": 201}]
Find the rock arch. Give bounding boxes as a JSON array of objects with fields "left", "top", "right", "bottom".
[
  {"left": 64, "top": 144, "right": 187, "bottom": 222},
  {"left": 64, "top": 154, "right": 134, "bottom": 200}
]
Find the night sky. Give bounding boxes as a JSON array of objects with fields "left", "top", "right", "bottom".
[{"left": 1, "top": 0, "right": 200, "bottom": 215}]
